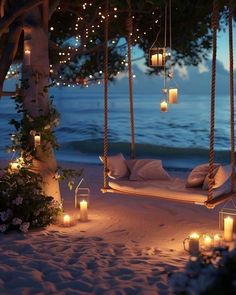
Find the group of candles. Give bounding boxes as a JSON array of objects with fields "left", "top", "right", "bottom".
[
  {"left": 63, "top": 200, "right": 88, "bottom": 226},
  {"left": 184, "top": 216, "right": 234, "bottom": 256},
  {"left": 160, "top": 88, "right": 178, "bottom": 112}
]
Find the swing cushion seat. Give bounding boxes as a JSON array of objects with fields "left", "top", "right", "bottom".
[{"left": 108, "top": 176, "right": 232, "bottom": 204}]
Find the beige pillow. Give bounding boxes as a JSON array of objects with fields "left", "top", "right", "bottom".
[
  {"left": 99, "top": 153, "right": 129, "bottom": 179},
  {"left": 186, "top": 163, "right": 220, "bottom": 188},
  {"left": 126, "top": 159, "right": 170, "bottom": 181},
  {"left": 202, "top": 164, "right": 232, "bottom": 190}
]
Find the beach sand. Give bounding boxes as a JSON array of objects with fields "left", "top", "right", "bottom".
[{"left": 0, "top": 161, "right": 231, "bottom": 294}]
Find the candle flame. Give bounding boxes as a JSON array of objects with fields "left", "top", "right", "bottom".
[
  {"left": 63, "top": 214, "right": 70, "bottom": 222},
  {"left": 190, "top": 233, "right": 199, "bottom": 239},
  {"left": 214, "top": 234, "right": 221, "bottom": 241}
]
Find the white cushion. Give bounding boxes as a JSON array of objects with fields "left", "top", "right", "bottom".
[
  {"left": 203, "top": 164, "right": 232, "bottom": 190},
  {"left": 186, "top": 163, "right": 220, "bottom": 188},
  {"left": 126, "top": 159, "right": 170, "bottom": 181},
  {"left": 99, "top": 153, "right": 129, "bottom": 179}
]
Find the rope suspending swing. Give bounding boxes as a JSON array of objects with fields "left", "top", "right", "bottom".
[{"left": 102, "top": 0, "right": 235, "bottom": 208}]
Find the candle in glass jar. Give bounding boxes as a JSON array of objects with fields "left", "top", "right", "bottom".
[
  {"left": 224, "top": 216, "right": 234, "bottom": 242},
  {"left": 63, "top": 214, "right": 71, "bottom": 226},
  {"left": 189, "top": 233, "right": 200, "bottom": 256},
  {"left": 80, "top": 200, "right": 88, "bottom": 221}
]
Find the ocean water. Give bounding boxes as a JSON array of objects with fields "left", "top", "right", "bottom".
[{"left": 0, "top": 92, "right": 234, "bottom": 169}]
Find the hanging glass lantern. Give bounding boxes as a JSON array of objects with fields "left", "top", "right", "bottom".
[
  {"left": 160, "top": 99, "right": 168, "bottom": 112},
  {"left": 149, "top": 47, "right": 167, "bottom": 68},
  {"left": 219, "top": 199, "right": 236, "bottom": 233},
  {"left": 168, "top": 88, "right": 178, "bottom": 104}
]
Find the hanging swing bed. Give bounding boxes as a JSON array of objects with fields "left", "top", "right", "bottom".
[{"left": 101, "top": 0, "right": 236, "bottom": 209}]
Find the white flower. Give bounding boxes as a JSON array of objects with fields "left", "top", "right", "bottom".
[
  {"left": 12, "top": 218, "right": 22, "bottom": 225},
  {"left": 12, "top": 196, "right": 23, "bottom": 205},
  {"left": 19, "top": 222, "right": 30, "bottom": 233},
  {"left": 0, "top": 211, "right": 9, "bottom": 222},
  {"left": 0, "top": 224, "right": 7, "bottom": 232}
]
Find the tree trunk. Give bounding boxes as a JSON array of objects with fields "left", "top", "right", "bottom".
[{"left": 22, "top": 8, "right": 61, "bottom": 202}]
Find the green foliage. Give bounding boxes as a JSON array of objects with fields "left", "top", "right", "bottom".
[
  {"left": 0, "top": 168, "right": 63, "bottom": 233},
  {"left": 55, "top": 167, "right": 84, "bottom": 191},
  {"left": 7, "top": 91, "right": 60, "bottom": 161}
]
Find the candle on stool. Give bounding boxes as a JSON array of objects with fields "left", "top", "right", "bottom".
[
  {"left": 224, "top": 216, "right": 234, "bottom": 242},
  {"left": 80, "top": 200, "right": 88, "bottom": 222},
  {"left": 63, "top": 214, "right": 71, "bottom": 227}
]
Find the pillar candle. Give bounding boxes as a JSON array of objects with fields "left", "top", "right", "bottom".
[
  {"left": 24, "top": 49, "right": 31, "bottom": 65},
  {"left": 151, "top": 53, "right": 163, "bottom": 66},
  {"left": 160, "top": 100, "right": 168, "bottom": 112},
  {"left": 224, "top": 216, "right": 234, "bottom": 242},
  {"left": 80, "top": 200, "right": 88, "bottom": 221},
  {"left": 34, "top": 135, "right": 41, "bottom": 147},
  {"left": 189, "top": 233, "right": 200, "bottom": 256},
  {"left": 169, "top": 88, "right": 178, "bottom": 104},
  {"left": 63, "top": 214, "right": 71, "bottom": 227}
]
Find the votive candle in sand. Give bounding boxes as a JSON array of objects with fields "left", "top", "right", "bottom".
[
  {"left": 203, "top": 234, "right": 213, "bottom": 250},
  {"left": 189, "top": 233, "right": 200, "bottom": 256},
  {"left": 213, "top": 234, "right": 222, "bottom": 247},
  {"left": 24, "top": 49, "right": 31, "bottom": 65},
  {"left": 63, "top": 214, "right": 71, "bottom": 226},
  {"left": 160, "top": 100, "right": 168, "bottom": 112},
  {"left": 224, "top": 216, "right": 233, "bottom": 242},
  {"left": 80, "top": 200, "right": 88, "bottom": 222}
]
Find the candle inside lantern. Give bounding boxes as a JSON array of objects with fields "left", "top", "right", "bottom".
[
  {"left": 34, "top": 134, "right": 41, "bottom": 147},
  {"left": 24, "top": 49, "right": 31, "bottom": 65},
  {"left": 160, "top": 100, "right": 168, "bottom": 112},
  {"left": 188, "top": 233, "right": 200, "bottom": 256},
  {"left": 168, "top": 88, "right": 178, "bottom": 104},
  {"left": 203, "top": 234, "right": 213, "bottom": 250},
  {"left": 224, "top": 216, "right": 234, "bottom": 242},
  {"left": 213, "top": 234, "right": 222, "bottom": 247},
  {"left": 80, "top": 200, "right": 88, "bottom": 222},
  {"left": 63, "top": 214, "right": 71, "bottom": 226},
  {"left": 151, "top": 53, "right": 163, "bottom": 67}
]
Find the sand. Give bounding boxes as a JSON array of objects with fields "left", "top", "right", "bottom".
[{"left": 0, "top": 161, "right": 234, "bottom": 294}]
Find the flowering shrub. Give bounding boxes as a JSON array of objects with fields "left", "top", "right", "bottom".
[
  {"left": 0, "top": 168, "right": 62, "bottom": 233},
  {"left": 170, "top": 247, "right": 236, "bottom": 295}
]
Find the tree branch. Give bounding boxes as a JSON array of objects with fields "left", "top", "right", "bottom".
[
  {"left": 0, "top": 0, "right": 42, "bottom": 37},
  {"left": 0, "top": 20, "right": 23, "bottom": 96}
]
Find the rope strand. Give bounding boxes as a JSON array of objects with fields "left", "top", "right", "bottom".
[
  {"left": 228, "top": 0, "right": 235, "bottom": 192},
  {"left": 208, "top": 0, "right": 219, "bottom": 202},
  {"left": 103, "top": 0, "right": 109, "bottom": 189},
  {"left": 127, "top": 0, "right": 136, "bottom": 159}
]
